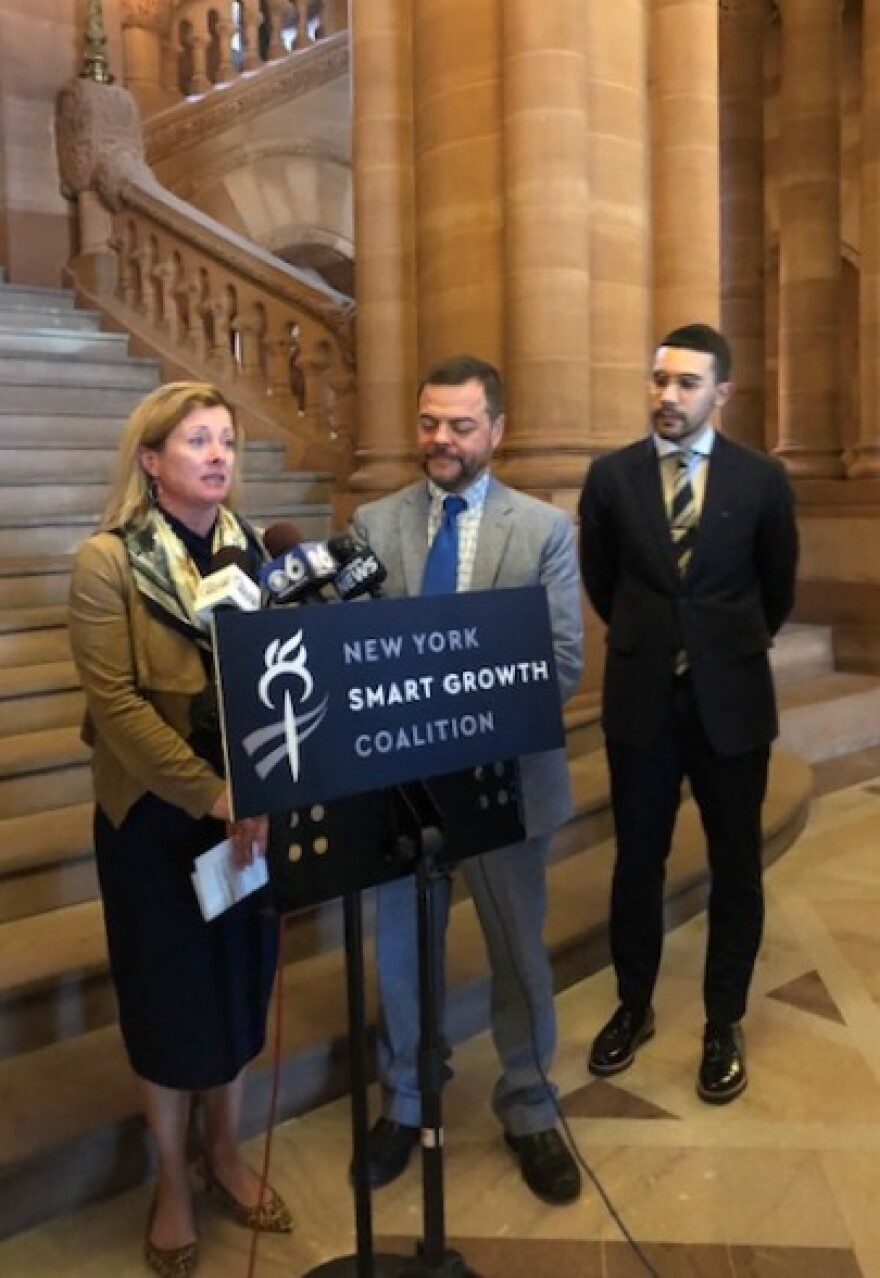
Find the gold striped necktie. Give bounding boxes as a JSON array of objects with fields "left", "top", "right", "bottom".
[{"left": 670, "top": 449, "right": 698, "bottom": 577}]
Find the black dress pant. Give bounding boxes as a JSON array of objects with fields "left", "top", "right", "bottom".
[{"left": 606, "top": 675, "right": 769, "bottom": 1026}]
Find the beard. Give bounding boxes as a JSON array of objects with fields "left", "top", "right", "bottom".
[{"left": 420, "top": 448, "right": 484, "bottom": 491}]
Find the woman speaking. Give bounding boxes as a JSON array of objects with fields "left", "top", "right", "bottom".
[{"left": 69, "top": 382, "right": 290, "bottom": 1278}]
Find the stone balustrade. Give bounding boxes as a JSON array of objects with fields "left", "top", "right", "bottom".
[
  {"left": 57, "top": 70, "right": 355, "bottom": 475},
  {"left": 121, "top": 0, "right": 348, "bottom": 110}
]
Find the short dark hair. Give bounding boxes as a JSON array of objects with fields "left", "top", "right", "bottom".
[
  {"left": 418, "top": 354, "right": 505, "bottom": 420},
  {"left": 657, "top": 323, "right": 732, "bottom": 384}
]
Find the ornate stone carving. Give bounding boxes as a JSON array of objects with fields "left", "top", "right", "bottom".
[
  {"left": 143, "top": 30, "right": 349, "bottom": 162},
  {"left": 56, "top": 78, "right": 151, "bottom": 202},
  {"left": 121, "top": 0, "right": 172, "bottom": 34}
]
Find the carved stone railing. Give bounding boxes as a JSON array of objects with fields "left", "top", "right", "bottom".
[
  {"left": 143, "top": 29, "right": 350, "bottom": 173},
  {"left": 56, "top": 75, "right": 355, "bottom": 476},
  {"left": 121, "top": 0, "right": 348, "bottom": 111}
]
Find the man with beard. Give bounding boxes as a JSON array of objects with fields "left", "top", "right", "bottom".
[
  {"left": 579, "top": 323, "right": 798, "bottom": 1103},
  {"left": 351, "top": 354, "right": 583, "bottom": 1205}
]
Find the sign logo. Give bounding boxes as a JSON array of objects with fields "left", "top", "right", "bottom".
[{"left": 241, "top": 630, "right": 329, "bottom": 781}]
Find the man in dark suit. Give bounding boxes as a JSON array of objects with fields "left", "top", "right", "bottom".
[
  {"left": 352, "top": 354, "right": 584, "bottom": 1203},
  {"left": 578, "top": 323, "right": 798, "bottom": 1102}
]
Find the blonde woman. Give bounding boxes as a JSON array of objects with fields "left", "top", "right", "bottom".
[{"left": 69, "top": 383, "right": 290, "bottom": 1278}]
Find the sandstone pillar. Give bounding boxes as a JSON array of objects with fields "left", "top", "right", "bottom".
[
  {"left": 774, "top": 0, "right": 843, "bottom": 476},
  {"left": 120, "top": 0, "right": 174, "bottom": 116},
  {"left": 849, "top": 0, "right": 880, "bottom": 476},
  {"left": 584, "top": 0, "right": 651, "bottom": 452},
  {"left": 650, "top": 0, "right": 721, "bottom": 335},
  {"left": 346, "top": 0, "right": 418, "bottom": 495},
  {"left": 719, "top": 0, "right": 769, "bottom": 449},
  {"left": 412, "top": 0, "right": 504, "bottom": 370},
  {"left": 495, "top": 0, "right": 592, "bottom": 491}
]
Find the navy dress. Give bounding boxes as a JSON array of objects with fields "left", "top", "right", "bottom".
[{"left": 93, "top": 512, "right": 278, "bottom": 1090}]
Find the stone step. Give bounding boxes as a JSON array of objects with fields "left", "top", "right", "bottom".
[
  {"left": 0, "top": 748, "right": 812, "bottom": 1239},
  {"left": 0, "top": 661, "right": 83, "bottom": 737},
  {"left": 0, "top": 558, "right": 72, "bottom": 608},
  {"left": 0, "top": 328, "right": 131, "bottom": 359},
  {"left": 0, "top": 415, "right": 125, "bottom": 447},
  {"left": 0, "top": 282, "right": 77, "bottom": 312},
  {"left": 0, "top": 726, "right": 92, "bottom": 818},
  {"left": 0, "top": 659, "right": 81, "bottom": 741},
  {"left": 0, "top": 354, "right": 159, "bottom": 391},
  {"left": 0, "top": 383, "right": 155, "bottom": 418},
  {"left": 0, "top": 608, "right": 70, "bottom": 667},
  {"left": 0, "top": 805, "right": 95, "bottom": 925},
  {"left": 770, "top": 621, "right": 833, "bottom": 686},
  {"left": 0, "top": 306, "right": 101, "bottom": 332},
  {"left": 778, "top": 671, "right": 880, "bottom": 762}
]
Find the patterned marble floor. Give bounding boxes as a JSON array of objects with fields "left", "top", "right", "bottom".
[{"left": 4, "top": 764, "right": 880, "bottom": 1277}]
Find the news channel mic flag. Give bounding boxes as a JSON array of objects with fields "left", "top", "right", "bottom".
[{"left": 211, "top": 584, "right": 566, "bottom": 819}]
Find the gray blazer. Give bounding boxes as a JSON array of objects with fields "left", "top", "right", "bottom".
[{"left": 353, "top": 475, "right": 583, "bottom": 839}]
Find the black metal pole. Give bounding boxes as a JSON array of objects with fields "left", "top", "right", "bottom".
[{"left": 302, "top": 887, "right": 406, "bottom": 1278}]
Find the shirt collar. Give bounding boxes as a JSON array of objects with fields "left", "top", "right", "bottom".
[
  {"left": 654, "top": 425, "right": 715, "bottom": 461},
  {"left": 426, "top": 471, "right": 491, "bottom": 511}
]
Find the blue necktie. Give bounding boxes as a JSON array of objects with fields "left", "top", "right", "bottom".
[{"left": 420, "top": 495, "right": 467, "bottom": 596}]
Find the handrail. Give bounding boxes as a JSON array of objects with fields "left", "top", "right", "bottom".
[{"left": 56, "top": 73, "right": 356, "bottom": 477}]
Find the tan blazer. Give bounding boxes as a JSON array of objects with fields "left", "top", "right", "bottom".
[{"left": 68, "top": 531, "right": 226, "bottom": 828}]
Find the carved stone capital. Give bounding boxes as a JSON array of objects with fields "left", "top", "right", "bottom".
[
  {"left": 121, "top": 0, "right": 172, "bottom": 34},
  {"left": 56, "top": 77, "right": 151, "bottom": 204}
]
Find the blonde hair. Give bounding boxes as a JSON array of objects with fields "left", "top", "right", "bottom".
[{"left": 100, "top": 381, "right": 244, "bottom": 531}]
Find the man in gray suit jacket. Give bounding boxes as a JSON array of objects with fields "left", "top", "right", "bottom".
[
  {"left": 579, "top": 324, "right": 798, "bottom": 1104},
  {"left": 352, "top": 354, "right": 583, "bottom": 1205}
]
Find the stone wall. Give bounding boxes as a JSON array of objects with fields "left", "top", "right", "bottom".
[{"left": 0, "top": 0, "right": 123, "bottom": 285}]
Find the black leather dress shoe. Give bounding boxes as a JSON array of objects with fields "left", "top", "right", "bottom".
[
  {"left": 355, "top": 1118, "right": 420, "bottom": 1188},
  {"left": 697, "top": 1023, "right": 747, "bottom": 1104},
  {"left": 588, "top": 1005, "right": 655, "bottom": 1076},
  {"left": 504, "top": 1129, "right": 581, "bottom": 1206}
]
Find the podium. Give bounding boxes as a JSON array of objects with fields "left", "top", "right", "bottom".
[{"left": 212, "top": 588, "right": 565, "bottom": 1277}]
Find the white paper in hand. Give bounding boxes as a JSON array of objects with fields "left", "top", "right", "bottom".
[{"left": 191, "top": 837, "right": 269, "bottom": 921}]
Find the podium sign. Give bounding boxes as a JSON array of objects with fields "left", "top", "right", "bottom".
[{"left": 213, "top": 586, "right": 563, "bottom": 818}]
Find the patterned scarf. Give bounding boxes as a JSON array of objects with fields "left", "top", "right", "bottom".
[{"left": 123, "top": 505, "right": 255, "bottom": 651}]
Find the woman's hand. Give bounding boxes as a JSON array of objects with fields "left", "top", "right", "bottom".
[
  {"left": 227, "top": 814, "right": 269, "bottom": 870},
  {"left": 209, "top": 789, "right": 268, "bottom": 869}
]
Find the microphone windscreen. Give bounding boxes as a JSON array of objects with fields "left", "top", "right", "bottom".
[
  {"left": 327, "top": 533, "right": 358, "bottom": 565},
  {"left": 209, "top": 545, "right": 255, "bottom": 577},
  {"left": 263, "top": 521, "right": 305, "bottom": 558}
]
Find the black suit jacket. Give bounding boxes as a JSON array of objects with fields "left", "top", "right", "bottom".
[{"left": 578, "top": 433, "right": 799, "bottom": 755}]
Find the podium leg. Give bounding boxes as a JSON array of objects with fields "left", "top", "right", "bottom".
[{"left": 302, "top": 890, "right": 410, "bottom": 1278}]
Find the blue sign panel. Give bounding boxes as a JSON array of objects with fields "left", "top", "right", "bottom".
[{"left": 213, "top": 586, "right": 564, "bottom": 818}]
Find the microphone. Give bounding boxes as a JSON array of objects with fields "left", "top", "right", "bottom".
[
  {"left": 259, "top": 520, "right": 338, "bottom": 605},
  {"left": 194, "top": 546, "right": 261, "bottom": 621},
  {"left": 328, "top": 532, "right": 387, "bottom": 601}
]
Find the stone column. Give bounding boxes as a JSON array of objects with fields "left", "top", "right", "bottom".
[
  {"left": 120, "top": 0, "right": 174, "bottom": 116},
  {"left": 322, "top": 0, "right": 349, "bottom": 35},
  {"left": 346, "top": 0, "right": 418, "bottom": 496},
  {"left": 186, "top": 1, "right": 212, "bottom": 94},
  {"left": 774, "top": 0, "right": 843, "bottom": 476},
  {"left": 240, "top": 2, "right": 263, "bottom": 71},
  {"left": 496, "top": 0, "right": 593, "bottom": 492},
  {"left": 412, "top": 0, "right": 504, "bottom": 370},
  {"left": 650, "top": 0, "right": 721, "bottom": 335},
  {"left": 266, "top": 0, "right": 290, "bottom": 57},
  {"left": 849, "top": 0, "right": 880, "bottom": 476},
  {"left": 719, "top": 0, "right": 769, "bottom": 450},
  {"left": 584, "top": 0, "right": 651, "bottom": 452}
]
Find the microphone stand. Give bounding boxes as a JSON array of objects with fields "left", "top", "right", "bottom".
[
  {"left": 301, "top": 783, "right": 480, "bottom": 1278},
  {"left": 305, "top": 881, "right": 407, "bottom": 1278},
  {"left": 393, "top": 785, "right": 480, "bottom": 1278}
]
